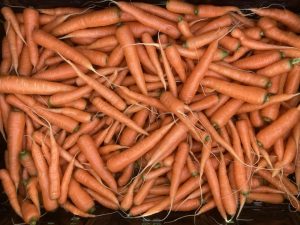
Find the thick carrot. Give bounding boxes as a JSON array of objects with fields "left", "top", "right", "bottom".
[
  {"left": 68, "top": 179, "right": 95, "bottom": 213},
  {"left": 180, "top": 40, "right": 218, "bottom": 104},
  {"left": 257, "top": 58, "right": 300, "bottom": 77},
  {"left": 201, "top": 77, "right": 269, "bottom": 104},
  {"left": 119, "top": 108, "right": 149, "bottom": 146},
  {"left": 0, "top": 76, "right": 74, "bottom": 95},
  {"left": 73, "top": 169, "right": 118, "bottom": 205},
  {"left": 251, "top": 8, "right": 300, "bottom": 33},
  {"left": 209, "top": 62, "right": 271, "bottom": 88},
  {"left": 52, "top": 7, "right": 120, "bottom": 36},
  {"left": 248, "top": 192, "right": 284, "bottom": 204},
  {"left": 23, "top": 8, "right": 39, "bottom": 68},
  {"left": 107, "top": 122, "right": 173, "bottom": 173},
  {"left": 21, "top": 199, "right": 40, "bottom": 225},
  {"left": 0, "top": 169, "right": 22, "bottom": 217},
  {"left": 77, "top": 135, "right": 117, "bottom": 192},
  {"left": 32, "top": 29, "right": 93, "bottom": 70},
  {"left": 116, "top": 24, "right": 147, "bottom": 95},
  {"left": 256, "top": 107, "right": 300, "bottom": 149},
  {"left": 184, "top": 27, "right": 229, "bottom": 49},
  {"left": 19, "top": 150, "right": 37, "bottom": 177},
  {"left": 211, "top": 98, "right": 244, "bottom": 128},
  {"left": 7, "top": 110, "right": 25, "bottom": 189},
  {"left": 117, "top": 2, "right": 180, "bottom": 39},
  {"left": 31, "top": 141, "right": 58, "bottom": 211}
]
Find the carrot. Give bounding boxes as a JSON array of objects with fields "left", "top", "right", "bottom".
[
  {"left": 165, "top": 44, "right": 186, "bottom": 82},
  {"left": 141, "top": 33, "right": 166, "bottom": 89},
  {"left": 107, "top": 122, "right": 173, "bottom": 173},
  {"left": 116, "top": 24, "right": 147, "bottom": 95},
  {"left": 197, "top": 112, "right": 240, "bottom": 162},
  {"left": 184, "top": 27, "right": 229, "bottom": 49},
  {"left": 107, "top": 45, "right": 124, "bottom": 67},
  {"left": 52, "top": 7, "right": 120, "bottom": 36},
  {"left": 31, "top": 141, "right": 58, "bottom": 211},
  {"left": 231, "top": 28, "right": 290, "bottom": 50},
  {"left": 26, "top": 177, "right": 40, "bottom": 214},
  {"left": 236, "top": 120, "right": 252, "bottom": 163},
  {"left": 133, "top": 2, "right": 179, "bottom": 22},
  {"left": 0, "top": 76, "right": 75, "bottom": 95},
  {"left": 118, "top": 163, "right": 134, "bottom": 186},
  {"left": 34, "top": 62, "right": 89, "bottom": 81},
  {"left": 204, "top": 158, "right": 227, "bottom": 220},
  {"left": 21, "top": 199, "right": 40, "bottom": 225},
  {"left": 251, "top": 8, "right": 300, "bottom": 33},
  {"left": 0, "top": 37, "right": 12, "bottom": 74},
  {"left": 62, "top": 201, "right": 95, "bottom": 218},
  {"left": 257, "top": 107, "right": 300, "bottom": 149},
  {"left": 77, "top": 134, "right": 117, "bottom": 192},
  {"left": 248, "top": 192, "right": 284, "bottom": 204},
  {"left": 196, "top": 14, "right": 232, "bottom": 35},
  {"left": 63, "top": 25, "right": 117, "bottom": 40},
  {"left": 175, "top": 44, "right": 228, "bottom": 61},
  {"left": 6, "top": 24, "right": 18, "bottom": 72},
  {"left": 258, "top": 17, "right": 300, "bottom": 49},
  {"left": 205, "top": 94, "right": 230, "bottom": 117},
  {"left": 218, "top": 153, "right": 237, "bottom": 216},
  {"left": 166, "top": 1, "right": 196, "bottom": 15},
  {"left": 32, "top": 29, "right": 93, "bottom": 70},
  {"left": 23, "top": 8, "right": 39, "bottom": 68},
  {"left": 66, "top": 60, "right": 126, "bottom": 111},
  {"left": 180, "top": 40, "right": 218, "bottom": 104},
  {"left": 127, "top": 21, "right": 157, "bottom": 38},
  {"left": 1, "top": 7, "right": 26, "bottom": 43},
  {"left": 19, "top": 150, "right": 37, "bottom": 177},
  {"left": 117, "top": 86, "right": 167, "bottom": 111},
  {"left": 68, "top": 179, "right": 95, "bottom": 213},
  {"left": 119, "top": 108, "right": 149, "bottom": 146},
  {"left": 273, "top": 136, "right": 297, "bottom": 175},
  {"left": 143, "top": 177, "right": 200, "bottom": 216},
  {"left": 200, "top": 77, "right": 269, "bottom": 104},
  {"left": 195, "top": 4, "right": 239, "bottom": 18},
  {"left": 189, "top": 94, "right": 219, "bottom": 112},
  {"left": 237, "top": 93, "right": 299, "bottom": 114},
  {"left": 86, "top": 188, "right": 118, "bottom": 210},
  {"left": 92, "top": 97, "right": 147, "bottom": 135},
  {"left": 257, "top": 58, "right": 300, "bottom": 77},
  {"left": 209, "top": 62, "right": 271, "bottom": 88},
  {"left": 76, "top": 48, "right": 108, "bottom": 67},
  {"left": 73, "top": 169, "right": 118, "bottom": 205},
  {"left": 244, "top": 27, "right": 264, "bottom": 40},
  {"left": 0, "top": 169, "right": 22, "bottom": 217},
  {"left": 7, "top": 110, "right": 25, "bottom": 189},
  {"left": 134, "top": 178, "right": 156, "bottom": 206},
  {"left": 177, "top": 17, "right": 194, "bottom": 39},
  {"left": 136, "top": 44, "right": 156, "bottom": 75},
  {"left": 211, "top": 98, "right": 243, "bottom": 128},
  {"left": 117, "top": 2, "right": 180, "bottom": 39},
  {"left": 47, "top": 107, "right": 91, "bottom": 123},
  {"left": 170, "top": 142, "right": 189, "bottom": 202}
]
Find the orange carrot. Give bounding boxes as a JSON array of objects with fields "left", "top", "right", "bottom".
[
  {"left": 21, "top": 199, "right": 40, "bottom": 225},
  {"left": 19, "top": 150, "right": 37, "bottom": 177},
  {"left": 180, "top": 40, "right": 218, "bottom": 104},
  {"left": 107, "top": 122, "right": 173, "bottom": 173},
  {"left": 62, "top": 201, "right": 95, "bottom": 218},
  {"left": 201, "top": 77, "right": 269, "bottom": 104},
  {"left": 0, "top": 169, "right": 22, "bottom": 217}
]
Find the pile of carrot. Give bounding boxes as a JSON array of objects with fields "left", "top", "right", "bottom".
[{"left": 0, "top": 1, "right": 299, "bottom": 224}]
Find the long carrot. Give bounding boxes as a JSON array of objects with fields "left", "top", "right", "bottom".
[
  {"left": 180, "top": 40, "right": 218, "bottom": 104},
  {"left": 0, "top": 169, "right": 22, "bottom": 217},
  {"left": 107, "top": 122, "right": 173, "bottom": 173},
  {"left": 7, "top": 110, "right": 25, "bottom": 189}
]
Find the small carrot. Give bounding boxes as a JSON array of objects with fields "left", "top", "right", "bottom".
[
  {"left": 21, "top": 199, "right": 40, "bottom": 225},
  {"left": 19, "top": 150, "right": 37, "bottom": 177},
  {"left": 26, "top": 177, "right": 40, "bottom": 214}
]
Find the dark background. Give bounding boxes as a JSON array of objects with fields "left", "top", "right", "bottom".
[{"left": 0, "top": 0, "right": 300, "bottom": 224}]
